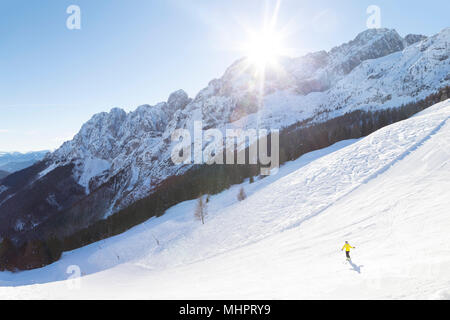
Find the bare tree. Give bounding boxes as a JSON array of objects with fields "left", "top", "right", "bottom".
[
  {"left": 237, "top": 187, "right": 247, "bottom": 201},
  {"left": 195, "top": 195, "right": 208, "bottom": 224}
]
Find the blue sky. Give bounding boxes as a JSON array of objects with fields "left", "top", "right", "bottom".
[{"left": 0, "top": 0, "right": 448, "bottom": 152}]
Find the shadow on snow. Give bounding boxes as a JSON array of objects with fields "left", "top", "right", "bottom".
[{"left": 348, "top": 259, "right": 364, "bottom": 274}]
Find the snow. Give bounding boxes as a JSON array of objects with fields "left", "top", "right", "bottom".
[
  {"left": 0, "top": 185, "right": 8, "bottom": 195},
  {"left": 76, "top": 157, "right": 111, "bottom": 193},
  {"left": 1, "top": 99, "right": 449, "bottom": 299},
  {"left": 46, "top": 194, "right": 62, "bottom": 211},
  {"left": 14, "top": 220, "right": 25, "bottom": 232},
  {"left": 38, "top": 163, "right": 58, "bottom": 179}
]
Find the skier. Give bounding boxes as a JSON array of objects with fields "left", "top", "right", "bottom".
[{"left": 341, "top": 241, "right": 355, "bottom": 260}]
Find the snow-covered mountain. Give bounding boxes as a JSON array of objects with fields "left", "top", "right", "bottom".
[
  {"left": 0, "top": 27, "right": 449, "bottom": 250},
  {"left": 2, "top": 99, "right": 449, "bottom": 299}
]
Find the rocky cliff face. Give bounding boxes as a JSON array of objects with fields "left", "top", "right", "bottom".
[{"left": 1, "top": 27, "right": 449, "bottom": 243}]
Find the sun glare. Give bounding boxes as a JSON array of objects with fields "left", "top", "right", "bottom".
[
  {"left": 238, "top": 0, "right": 290, "bottom": 76},
  {"left": 244, "top": 29, "right": 285, "bottom": 70}
]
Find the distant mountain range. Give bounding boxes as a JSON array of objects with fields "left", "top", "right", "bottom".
[{"left": 0, "top": 151, "right": 48, "bottom": 174}]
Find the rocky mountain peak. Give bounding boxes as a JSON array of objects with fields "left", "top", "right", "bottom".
[
  {"left": 404, "top": 34, "right": 427, "bottom": 46},
  {"left": 167, "top": 89, "right": 192, "bottom": 112},
  {"left": 329, "top": 28, "right": 405, "bottom": 75}
]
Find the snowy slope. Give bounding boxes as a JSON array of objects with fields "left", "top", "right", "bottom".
[{"left": 1, "top": 99, "right": 449, "bottom": 299}]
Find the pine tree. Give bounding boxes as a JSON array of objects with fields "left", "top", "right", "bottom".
[
  {"left": 45, "top": 236, "right": 63, "bottom": 262},
  {"left": 0, "top": 237, "right": 15, "bottom": 271}
]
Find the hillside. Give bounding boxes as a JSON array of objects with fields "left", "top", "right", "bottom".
[
  {"left": 1, "top": 99, "right": 449, "bottom": 299},
  {"left": 0, "top": 171, "right": 9, "bottom": 180}
]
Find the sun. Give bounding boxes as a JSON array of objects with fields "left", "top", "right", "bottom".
[
  {"left": 244, "top": 29, "right": 286, "bottom": 70},
  {"left": 233, "top": 0, "right": 293, "bottom": 83},
  {"left": 238, "top": 0, "right": 290, "bottom": 76}
]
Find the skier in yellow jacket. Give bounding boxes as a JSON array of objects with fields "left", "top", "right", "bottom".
[{"left": 342, "top": 241, "right": 355, "bottom": 260}]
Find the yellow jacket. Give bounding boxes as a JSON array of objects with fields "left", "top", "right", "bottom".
[{"left": 342, "top": 243, "right": 354, "bottom": 252}]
